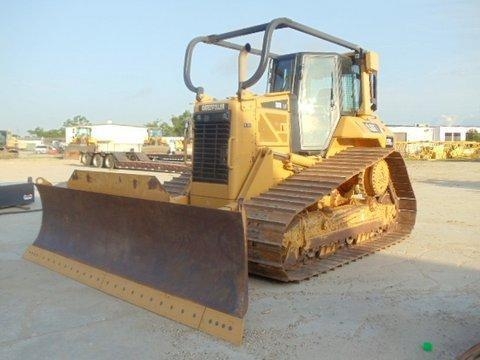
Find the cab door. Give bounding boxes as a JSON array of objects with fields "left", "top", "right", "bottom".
[{"left": 295, "top": 54, "right": 340, "bottom": 151}]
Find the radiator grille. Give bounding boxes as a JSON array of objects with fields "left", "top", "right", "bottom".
[{"left": 192, "top": 110, "right": 230, "bottom": 184}]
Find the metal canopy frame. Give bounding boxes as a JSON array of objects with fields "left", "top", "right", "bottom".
[{"left": 183, "top": 17, "right": 363, "bottom": 95}]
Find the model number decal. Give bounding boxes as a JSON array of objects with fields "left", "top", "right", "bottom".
[{"left": 261, "top": 100, "right": 288, "bottom": 110}]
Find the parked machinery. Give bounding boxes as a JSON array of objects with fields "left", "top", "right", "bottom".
[
  {"left": 0, "top": 130, "right": 19, "bottom": 159},
  {"left": 63, "top": 126, "right": 97, "bottom": 159}
]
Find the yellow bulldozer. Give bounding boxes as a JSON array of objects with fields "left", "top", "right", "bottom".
[{"left": 24, "top": 18, "right": 416, "bottom": 344}]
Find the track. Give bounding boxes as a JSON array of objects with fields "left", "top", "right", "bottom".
[
  {"left": 458, "top": 342, "right": 480, "bottom": 360},
  {"left": 162, "top": 173, "right": 191, "bottom": 196},
  {"left": 243, "top": 147, "right": 416, "bottom": 282}
]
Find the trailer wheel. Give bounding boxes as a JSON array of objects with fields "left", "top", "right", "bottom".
[
  {"left": 92, "top": 154, "right": 104, "bottom": 168},
  {"left": 80, "top": 153, "right": 87, "bottom": 164},
  {"left": 104, "top": 154, "right": 115, "bottom": 169},
  {"left": 83, "top": 154, "right": 93, "bottom": 166}
]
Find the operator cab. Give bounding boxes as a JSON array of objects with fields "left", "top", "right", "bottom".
[{"left": 269, "top": 53, "right": 361, "bottom": 153}]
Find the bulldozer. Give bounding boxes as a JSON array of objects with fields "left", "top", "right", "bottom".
[{"left": 24, "top": 18, "right": 416, "bottom": 344}]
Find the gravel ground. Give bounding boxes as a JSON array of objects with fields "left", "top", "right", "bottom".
[{"left": 0, "top": 156, "right": 479, "bottom": 359}]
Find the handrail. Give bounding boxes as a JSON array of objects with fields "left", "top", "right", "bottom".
[{"left": 183, "top": 17, "right": 363, "bottom": 96}]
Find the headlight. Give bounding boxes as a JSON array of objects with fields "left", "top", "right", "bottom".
[{"left": 386, "top": 136, "right": 394, "bottom": 148}]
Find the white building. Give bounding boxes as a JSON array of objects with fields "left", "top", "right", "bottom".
[
  {"left": 432, "top": 126, "right": 477, "bottom": 142},
  {"left": 388, "top": 125, "right": 434, "bottom": 142},
  {"left": 388, "top": 124, "right": 480, "bottom": 142}
]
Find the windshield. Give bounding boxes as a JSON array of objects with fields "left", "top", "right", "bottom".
[{"left": 340, "top": 61, "right": 360, "bottom": 114}]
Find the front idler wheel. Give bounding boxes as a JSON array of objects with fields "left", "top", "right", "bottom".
[{"left": 360, "top": 159, "right": 390, "bottom": 197}]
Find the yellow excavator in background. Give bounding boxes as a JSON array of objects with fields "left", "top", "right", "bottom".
[
  {"left": 0, "top": 130, "right": 19, "bottom": 159},
  {"left": 64, "top": 126, "right": 97, "bottom": 159},
  {"left": 24, "top": 18, "right": 416, "bottom": 344}
]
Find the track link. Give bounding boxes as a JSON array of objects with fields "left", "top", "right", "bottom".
[
  {"left": 244, "top": 147, "right": 416, "bottom": 282},
  {"left": 162, "top": 173, "right": 191, "bottom": 196}
]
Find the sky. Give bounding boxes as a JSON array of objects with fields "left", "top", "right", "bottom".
[{"left": 0, "top": 0, "right": 479, "bottom": 135}]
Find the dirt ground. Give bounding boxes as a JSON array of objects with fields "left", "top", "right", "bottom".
[{"left": 0, "top": 156, "right": 479, "bottom": 359}]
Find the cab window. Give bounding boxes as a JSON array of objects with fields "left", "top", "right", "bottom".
[{"left": 270, "top": 57, "right": 295, "bottom": 92}]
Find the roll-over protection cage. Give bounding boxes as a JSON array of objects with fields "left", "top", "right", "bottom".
[{"left": 183, "top": 17, "right": 363, "bottom": 97}]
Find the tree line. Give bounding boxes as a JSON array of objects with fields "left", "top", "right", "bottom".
[
  {"left": 143, "top": 111, "right": 191, "bottom": 136},
  {"left": 27, "top": 111, "right": 192, "bottom": 139},
  {"left": 466, "top": 129, "right": 480, "bottom": 142}
]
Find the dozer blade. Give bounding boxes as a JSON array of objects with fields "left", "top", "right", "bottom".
[{"left": 24, "top": 173, "right": 248, "bottom": 344}]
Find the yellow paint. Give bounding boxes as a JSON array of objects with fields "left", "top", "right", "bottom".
[
  {"left": 237, "top": 148, "right": 274, "bottom": 201},
  {"left": 66, "top": 170, "right": 170, "bottom": 202},
  {"left": 189, "top": 49, "right": 393, "bottom": 207},
  {"left": 365, "top": 51, "right": 379, "bottom": 72},
  {"left": 23, "top": 245, "right": 244, "bottom": 345}
]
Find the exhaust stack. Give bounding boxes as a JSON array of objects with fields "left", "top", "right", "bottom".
[{"left": 238, "top": 43, "right": 251, "bottom": 95}]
